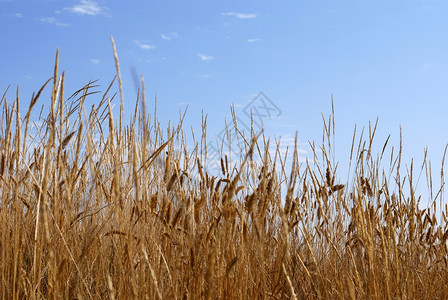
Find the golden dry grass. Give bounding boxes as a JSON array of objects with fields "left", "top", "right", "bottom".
[{"left": 0, "top": 46, "right": 447, "bottom": 299}]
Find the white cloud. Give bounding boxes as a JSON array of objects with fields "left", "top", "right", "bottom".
[
  {"left": 37, "top": 17, "right": 71, "bottom": 27},
  {"left": 134, "top": 40, "right": 156, "bottom": 50},
  {"left": 198, "top": 53, "right": 213, "bottom": 61},
  {"left": 56, "top": 22, "right": 72, "bottom": 27},
  {"left": 222, "top": 12, "right": 257, "bottom": 19},
  {"left": 90, "top": 59, "right": 100, "bottom": 65},
  {"left": 64, "top": 0, "right": 104, "bottom": 16},
  {"left": 199, "top": 74, "right": 213, "bottom": 79},
  {"left": 15, "top": 13, "right": 23, "bottom": 18},
  {"left": 196, "top": 27, "right": 216, "bottom": 33},
  {"left": 422, "top": 5, "right": 436, "bottom": 10},
  {"left": 37, "top": 17, "right": 55, "bottom": 23},
  {"left": 140, "top": 44, "right": 155, "bottom": 50},
  {"left": 247, "top": 38, "right": 260, "bottom": 42},
  {"left": 161, "top": 32, "right": 179, "bottom": 41}
]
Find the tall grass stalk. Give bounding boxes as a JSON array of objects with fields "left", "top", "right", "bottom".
[{"left": 0, "top": 47, "right": 447, "bottom": 299}]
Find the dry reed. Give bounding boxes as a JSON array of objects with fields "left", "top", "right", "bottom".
[{"left": 0, "top": 45, "right": 447, "bottom": 299}]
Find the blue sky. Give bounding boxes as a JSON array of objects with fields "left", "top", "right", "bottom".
[{"left": 1, "top": 0, "right": 448, "bottom": 201}]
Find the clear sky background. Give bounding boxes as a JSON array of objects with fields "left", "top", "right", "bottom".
[{"left": 1, "top": 0, "right": 447, "bottom": 202}]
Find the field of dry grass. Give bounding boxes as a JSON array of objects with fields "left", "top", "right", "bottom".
[{"left": 1, "top": 46, "right": 447, "bottom": 299}]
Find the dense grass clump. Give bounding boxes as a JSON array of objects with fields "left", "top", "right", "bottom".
[{"left": 1, "top": 48, "right": 447, "bottom": 299}]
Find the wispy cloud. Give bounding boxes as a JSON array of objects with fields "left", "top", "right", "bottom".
[
  {"left": 37, "top": 17, "right": 72, "bottom": 27},
  {"left": 38, "top": 17, "right": 56, "bottom": 23},
  {"left": 64, "top": 0, "right": 105, "bottom": 16},
  {"left": 134, "top": 40, "right": 156, "bottom": 50},
  {"left": 140, "top": 44, "right": 156, "bottom": 50},
  {"left": 15, "top": 13, "right": 23, "bottom": 18},
  {"left": 161, "top": 32, "right": 179, "bottom": 41},
  {"left": 247, "top": 38, "right": 261, "bottom": 42},
  {"left": 196, "top": 27, "right": 216, "bottom": 34},
  {"left": 422, "top": 5, "right": 437, "bottom": 10},
  {"left": 222, "top": 12, "right": 257, "bottom": 19},
  {"left": 199, "top": 74, "right": 213, "bottom": 79},
  {"left": 56, "top": 22, "right": 72, "bottom": 27},
  {"left": 90, "top": 59, "right": 100, "bottom": 65},
  {"left": 198, "top": 53, "right": 213, "bottom": 61}
]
